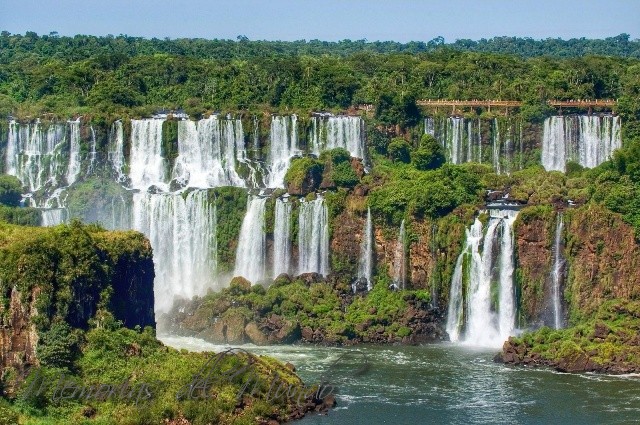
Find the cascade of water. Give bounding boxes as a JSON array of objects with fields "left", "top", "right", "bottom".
[
  {"left": 41, "top": 209, "right": 66, "bottom": 226},
  {"left": 492, "top": 118, "right": 501, "bottom": 174},
  {"left": 108, "top": 121, "right": 126, "bottom": 182},
  {"left": 424, "top": 117, "right": 435, "bottom": 136},
  {"left": 273, "top": 198, "right": 292, "bottom": 278},
  {"left": 66, "top": 119, "right": 81, "bottom": 185},
  {"left": 542, "top": 115, "right": 622, "bottom": 172},
  {"left": 497, "top": 211, "right": 517, "bottom": 341},
  {"left": 252, "top": 116, "right": 260, "bottom": 155},
  {"left": 6, "top": 120, "right": 67, "bottom": 193},
  {"left": 109, "top": 193, "right": 132, "bottom": 230},
  {"left": 446, "top": 219, "right": 484, "bottom": 342},
  {"left": 392, "top": 219, "right": 406, "bottom": 289},
  {"left": 86, "top": 126, "right": 97, "bottom": 176},
  {"left": 551, "top": 213, "right": 565, "bottom": 329},
  {"left": 298, "top": 197, "right": 330, "bottom": 275},
  {"left": 267, "top": 115, "right": 298, "bottom": 188},
  {"left": 133, "top": 190, "right": 217, "bottom": 312},
  {"left": 173, "top": 116, "right": 245, "bottom": 189},
  {"left": 234, "top": 196, "right": 267, "bottom": 283},
  {"left": 5, "top": 120, "right": 18, "bottom": 177},
  {"left": 447, "top": 209, "right": 519, "bottom": 347},
  {"left": 541, "top": 116, "right": 566, "bottom": 172},
  {"left": 449, "top": 118, "right": 463, "bottom": 164},
  {"left": 310, "top": 116, "right": 365, "bottom": 160},
  {"left": 357, "top": 207, "right": 374, "bottom": 291},
  {"left": 129, "top": 119, "right": 167, "bottom": 190}
]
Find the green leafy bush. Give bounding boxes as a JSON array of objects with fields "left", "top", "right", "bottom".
[
  {"left": 387, "top": 138, "right": 412, "bottom": 163},
  {"left": 0, "top": 175, "right": 22, "bottom": 207}
]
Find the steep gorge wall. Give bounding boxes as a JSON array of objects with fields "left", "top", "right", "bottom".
[
  {"left": 0, "top": 224, "right": 155, "bottom": 378},
  {"left": 513, "top": 204, "right": 640, "bottom": 328}
]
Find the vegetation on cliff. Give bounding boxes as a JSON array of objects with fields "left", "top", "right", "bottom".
[
  {"left": 165, "top": 275, "right": 443, "bottom": 346},
  {"left": 500, "top": 301, "right": 640, "bottom": 374},
  {"left": 0, "top": 223, "right": 326, "bottom": 424}
]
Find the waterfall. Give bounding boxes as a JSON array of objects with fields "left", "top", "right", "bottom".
[
  {"left": 446, "top": 219, "right": 483, "bottom": 341},
  {"left": 424, "top": 117, "right": 435, "bottom": 136},
  {"left": 357, "top": 207, "right": 374, "bottom": 291},
  {"left": 298, "top": 197, "right": 330, "bottom": 275},
  {"left": 449, "top": 117, "right": 464, "bottom": 164},
  {"left": 267, "top": 115, "right": 298, "bottom": 188},
  {"left": 551, "top": 213, "right": 565, "bottom": 329},
  {"left": 542, "top": 115, "right": 621, "bottom": 172},
  {"left": 6, "top": 120, "right": 67, "bottom": 192},
  {"left": 41, "top": 208, "right": 66, "bottom": 226},
  {"left": 392, "top": 219, "right": 406, "bottom": 289},
  {"left": 273, "top": 198, "right": 292, "bottom": 278},
  {"left": 133, "top": 190, "right": 217, "bottom": 313},
  {"left": 108, "top": 121, "right": 126, "bottom": 182},
  {"left": 541, "top": 116, "right": 567, "bottom": 172},
  {"left": 310, "top": 115, "right": 365, "bottom": 159},
  {"left": 86, "top": 126, "right": 97, "bottom": 176},
  {"left": 492, "top": 118, "right": 501, "bottom": 174},
  {"left": 234, "top": 196, "right": 267, "bottom": 283},
  {"left": 173, "top": 116, "right": 245, "bottom": 189},
  {"left": 579, "top": 115, "right": 622, "bottom": 168},
  {"left": 447, "top": 209, "right": 518, "bottom": 347},
  {"left": 66, "top": 119, "right": 81, "bottom": 185},
  {"left": 129, "top": 119, "right": 166, "bottom": 190}
]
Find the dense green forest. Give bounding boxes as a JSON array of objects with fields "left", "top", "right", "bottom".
[{"left": 1, "top": 31, "right": 639, "bottom": 128}]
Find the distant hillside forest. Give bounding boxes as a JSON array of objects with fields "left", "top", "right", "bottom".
[{"left": 0, "top": 31, "right": 639, "bottom": 133}]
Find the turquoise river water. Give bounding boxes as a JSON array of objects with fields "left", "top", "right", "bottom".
[{"left": 160, "top": 335, "right": 640, "bottom": 425}]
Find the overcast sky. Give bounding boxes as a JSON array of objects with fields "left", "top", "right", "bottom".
[{"left": 2, "top": 0, "right": 638, "bottom": 42}]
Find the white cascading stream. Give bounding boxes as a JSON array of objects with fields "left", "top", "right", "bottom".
[
  {"left": 357, "top": 207, "right": 374, "bottom": 291},
  {"left": 267, "top": 115, "right": 298, "bottom": 188},
  {"left": 273, "top": 198, "right": 292, "bottom": 278},
  {"left": 298, "top": 196, "right": 330, "bottom": 276},
  {"left": 133, "top": 190, "right": 217, "bottom": 313},
  {"left": 541, "top": 116, "right": 567, "bottom": 172},
  {"left": 86, "top": 126, "right": 97, "bottom": 176},
  {"left": 446, "top": 219, "right": 484, "bottom": 342},
  {"left": 129, "top": 119, "right": 167, "bottom": 190},
  {"left": 108, "top": 120, "right": 126, "bottom": 182},
  {"left": 542, "top": 115, "right": 621, "bottom": 171},
  {"left": 173, "top": 116, "right": 245, "bottom": 188},
  {"left": 551, "top": 213, "right": 565, "bottom": 329},
  {"left": 392, "top": 219, "right": 406, "bottom": 289},
  {"left": 234, "top": 196, "right": 267, "bottom": 283},
  {"left": 447, "top": 209, "right": 518, "bottom": 347},
  {"left": 41, "top": 208, "right": 66, "bottom": 226},
  {"left": 310, "top": 115, "right": 365, "bottom": 160},
  {"left": 6, "top": 120, "right": 67, "bottom": 193},
  {"left": 66, "top": 119, "right": 81, "bottom": 185}
]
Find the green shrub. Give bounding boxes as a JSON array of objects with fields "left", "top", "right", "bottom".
[
  {"left": 388, "top": 138, "right": 411, "bottom": 163},
  {"left": 36, "top": 321, "right": 82, "bottom": 370},
  {"left": 412, "top": 134, "right": 445, "bottom": 170},
  {"left": 332, "top": 162, "right": 359, "bottom": 188},
  {"left": 0, "top": 175, "right": 22, "bottom": 207}
]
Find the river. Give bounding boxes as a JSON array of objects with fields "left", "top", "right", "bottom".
[{"left": 159, "top": 335, "right": 640, "bottom": 424}]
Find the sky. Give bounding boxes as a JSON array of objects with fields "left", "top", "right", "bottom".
[{"left": 1, "top": 0, "right": 639, "bottom": 43}]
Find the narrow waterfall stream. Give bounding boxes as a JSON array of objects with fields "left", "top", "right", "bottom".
[
  {"left": 234, "top": 196, "right": 267, "bottom": 284},
  {"left": 551, "top": 213, "right": 566, "bottom": 329},
  {"left": 357, "top": 207, "right": 374, "bottom": 291},
  {"left": 298, "top": 196, "right": 330, "bottom": 276},
  {"left": 392, "top": 219, "right": 406, "bottom": 290},
  {"left": 273, "top": 198, "right": 292, "bottom": 278}
]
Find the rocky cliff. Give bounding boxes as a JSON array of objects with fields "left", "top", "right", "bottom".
[{"left": 0, "top": 222, "right": 154, "bottom": 383}]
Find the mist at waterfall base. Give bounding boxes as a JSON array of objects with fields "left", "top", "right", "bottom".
[{"left": 161, "top": 335, "right": 640, "bottom": 425}]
